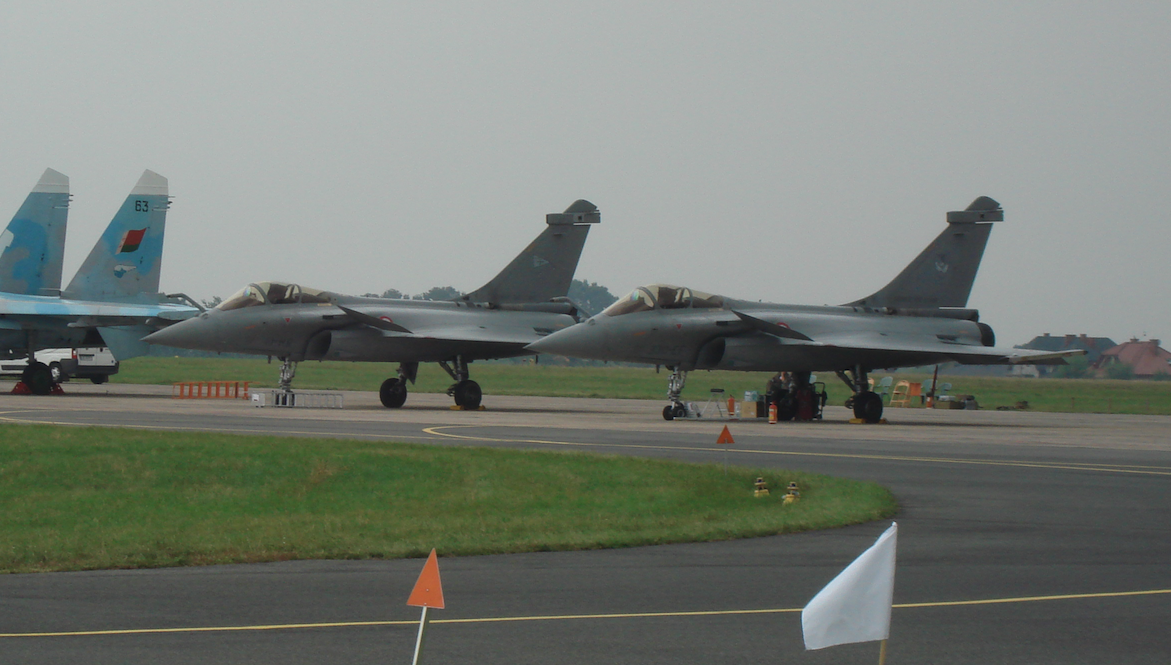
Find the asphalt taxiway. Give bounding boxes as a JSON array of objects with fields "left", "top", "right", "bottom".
[{"left": 0, "top": 383, "right": 1168, "bottom": 664}]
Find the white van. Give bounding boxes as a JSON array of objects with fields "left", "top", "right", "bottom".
[{"left": 0, "top": 348, "right": 119, "bottom": 384}]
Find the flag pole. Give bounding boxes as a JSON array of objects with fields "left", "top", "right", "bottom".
[
  {"left": 878, "top": 638, "right": 888, "bottom": 665},
  {"left": 411, "top": 605, "right": 430, "bottom": 665}
]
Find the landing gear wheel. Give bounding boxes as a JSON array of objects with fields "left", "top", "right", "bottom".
[
  {"left": 662, "top": 405, "right": 676, "bottom": 421},
  {"left": 853, "top": 391, "right": 884, "bottom": 423},
  {"left": 22, "top": 362, "right": 54, "bottom": 395},
  {"left": 453, "top": 380, "right": 482, "bottom": 409},
  {"left": 379, "top": 377, "right": 408, "bottom": 408},
  {"left": 672, "top": 403, "right": 687, "bottom": 419}
]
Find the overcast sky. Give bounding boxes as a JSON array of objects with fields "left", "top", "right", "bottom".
[{"left": 1, "top": 2, "right": 1167, "bottom": 345}]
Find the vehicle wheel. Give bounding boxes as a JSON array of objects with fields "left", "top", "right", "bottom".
[
  {"left": 853, "top": 391, "right": 884, "bottom": 423},
  {"left": 49, "top": 361, "right": 64, "bottom": 383},
  {"left": 662, "top": 405, "right": 675, "bottom": 421},
  {"left": 672, "top": 403, "right": 687, "bottom": 419},
  {"left": 379, "top": 378, "right": 408, "bottom": 408},
  {"left": 90, "top": 375, "right": 109, "bottom": 385},
  {"left": 453, "top": 380, "right": 482, "bottom": 409},
  {"left": 22, "top": 362, "right": 54, "bottom": 395}
]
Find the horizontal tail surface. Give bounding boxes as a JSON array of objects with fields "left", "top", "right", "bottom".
[
  {"left": 462, "top": 199, "right": 599, "bottom": 306},
  {"left": 63, "top": 170, "right": 170, "bottom": 302},
  {"left": 848, "top": 196, "right": 1002, "bottom": 310},
  {"left": 0, "top": 168, "right": 70, "bottom": 295}
]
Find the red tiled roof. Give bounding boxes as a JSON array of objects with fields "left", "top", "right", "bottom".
[{"left": 1100, "top": 340, "right": 1171, "bottom": 376}]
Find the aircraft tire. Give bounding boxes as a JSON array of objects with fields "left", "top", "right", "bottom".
[
  {"left": 454, "top": 380, "right": 482, "bottom": 409},
  {"left": 853, "top": 391, "right": 883, "bottom": 423},
  {"left": 379, "top": 378, "right": 408, "bottom": 408},
  {"left": 22, "top": 362, "right": 54, "bottom": 396},
  {"left": 672, "top": 403, "right": 687, "bottom": 419},
  {"left": 662, "top": 405, "right": 675, "bottom": 421}
]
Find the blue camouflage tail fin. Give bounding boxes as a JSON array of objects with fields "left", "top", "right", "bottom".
[
  {"left": 0, "top": 168, "right": 70, "bottom": 296},
  {"left": 62, "top": 170, "right": 170, "bottom": 303},
  {"left": 461, "top": 199, "right": 600, "bottom": 306},
  {"left": 847, "top": 196, "right": 1002, "bottom": 310}
]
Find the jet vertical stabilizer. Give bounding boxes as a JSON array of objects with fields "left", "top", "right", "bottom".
[
  {"left": 0, "top": 168, "right": 70, "bottom": 296},
  {"left": 62, "top": 170, "right": 170, "bottom": 303},
  {"left": 461, "top": 199, "right": 599, "bottom": 306},
  {"left": 848, "top": 196, "right": 1002, "bottom": 309}
]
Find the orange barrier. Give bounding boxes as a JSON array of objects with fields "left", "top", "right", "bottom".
[{"left": 172, "top": 381, "right": 251, "bottom": 399}]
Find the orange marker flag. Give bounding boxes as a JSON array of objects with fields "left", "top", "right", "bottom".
[
  {"left": 716, "top": 425, "right": 735, "bottom": 445},
  {"left": 407, "top": 549, "right": 445, "bottom": 609}
]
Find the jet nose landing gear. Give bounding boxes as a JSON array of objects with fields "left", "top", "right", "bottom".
[
  {"left": 661, "top": 367, "right": 690, "bottom": 420},
  {"left": 662, "top": 402, "right": 688, "bottom": 421}
]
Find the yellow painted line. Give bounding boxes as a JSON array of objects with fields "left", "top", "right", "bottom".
[
  {"left": 422, "top": 426, "right": 1171, "bottom": 477},
  {"left": 3, "top": 588, "right": 1168, "bottom": 638}
]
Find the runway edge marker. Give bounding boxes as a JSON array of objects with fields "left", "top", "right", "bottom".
[{"left": 406, "top": 549, "right": 445, "bottom": 665}]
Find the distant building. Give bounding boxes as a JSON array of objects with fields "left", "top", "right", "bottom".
[
  {"left": 1096, "top": 339, "right": 1171, "bottom": 378},
  {"left": 1008, "top": 333, "right": 1115, "bottom": 377}
]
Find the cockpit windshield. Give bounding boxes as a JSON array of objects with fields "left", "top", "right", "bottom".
[
  {"left": 216, "top": 281, "right": 332, "bottom": 311},
  {"left": 600, "top": 284, "right": 725, "bottom": 317}
]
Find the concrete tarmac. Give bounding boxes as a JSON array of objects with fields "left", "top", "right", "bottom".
[{"left": 0, "top": 383, "right": 1168, "bottom": 664}]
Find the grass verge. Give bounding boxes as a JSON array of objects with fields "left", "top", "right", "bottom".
[
  {"left": 0, "top": 423, "right": 896, "bottom": 573},
  {"left": 117, "top": 357, "right": 1171, "bottom": 415}
]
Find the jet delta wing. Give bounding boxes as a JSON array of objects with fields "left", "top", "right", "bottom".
[
  {"left": 145, "top": 200, "right": 600, "bottom": 409},
  {"left": 527, "top": 198, "right": 1082, "bottom": 423},
  {"left": 0, "top": 170, "right": 199, "bottom": 394}
]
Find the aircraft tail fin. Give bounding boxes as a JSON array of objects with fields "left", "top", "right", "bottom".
[
  {"left": 63, "top": 170, "right": 170, "bottom": 303},
  {"left": 0, "top": 168, "right": 70, "bottom": 296},
  {"left": 847, "top": 196, "right": 1002, "bottom": 310},
  {"left": 461, "top": 199, "right": 599, "bottom": 306}
]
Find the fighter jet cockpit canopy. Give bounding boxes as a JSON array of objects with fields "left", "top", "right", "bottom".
[
  {"left": 600, "top": 284, "right": 725, "bottom": 317},
  {"left": 217, "top": 281, "right": 333, "bottom": 311}
]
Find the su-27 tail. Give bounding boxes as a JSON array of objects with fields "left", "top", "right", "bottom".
[
  {"left": 847, "top": 196, "right": 1003, "bottom": 310},
  {"left": 460, "top": 199, "right": 600, "bottom": 306},
  {"left": 0, "top": 168, "right": 70, "bottom": 296},
  {"left": 62, "top": 170, "right": 170, "bottom": 304}
]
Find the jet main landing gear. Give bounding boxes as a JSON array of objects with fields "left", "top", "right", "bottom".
[
  {"left": 20, "top": 361, "right": 56, "bottom": 396},
  {"left": 836, "top": 366, "right": 884, "bottom": 423},
  {"left": 379, "top": 362, "right": 417, "bottom": 408},
  {"left": 440, "top": 356, "right": 482, "bottom": 410}
]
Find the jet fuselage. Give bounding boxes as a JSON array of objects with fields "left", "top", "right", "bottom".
[{"left": 530, "top": 298, "right": 991, "bottom": 373}]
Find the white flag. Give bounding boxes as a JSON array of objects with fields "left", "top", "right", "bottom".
[{"left": 802, "top": 522, "right": 897, "bottom": 650}]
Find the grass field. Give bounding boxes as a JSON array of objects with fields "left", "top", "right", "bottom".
[
  {"left": 118, "top": 357, "right": 1171, "bottom": 415},
  {"left": 0, "top": 424, "right": 897, "bottom": 573}
]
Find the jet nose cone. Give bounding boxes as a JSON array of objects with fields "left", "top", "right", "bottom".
[
  {"left": 144, "top": 315, "right": 212, "bottom": 350},
  {"left": 527, "top": 320, "right": 606, "bottom": 359}
]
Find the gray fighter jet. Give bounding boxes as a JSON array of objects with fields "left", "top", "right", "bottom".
[
  {"left": 527, "top": 197, "right": 1080, "bottom": 423},
  {"left": 145, "top": 200, "right": 600, "bottom": 409}
]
